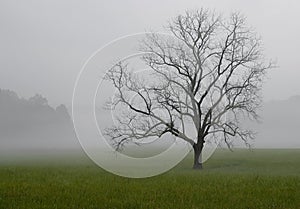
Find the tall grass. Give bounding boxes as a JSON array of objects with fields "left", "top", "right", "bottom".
[{"left": 0, "top": 149, "right": 299, "bottom": 209}]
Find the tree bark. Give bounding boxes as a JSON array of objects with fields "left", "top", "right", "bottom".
[{"left": 193, "top": 142, "right": 203, "bottom": 169}]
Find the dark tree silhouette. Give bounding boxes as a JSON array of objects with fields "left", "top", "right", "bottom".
[{"left": 105, "top": 9, "right": 274, "bottom": 169}]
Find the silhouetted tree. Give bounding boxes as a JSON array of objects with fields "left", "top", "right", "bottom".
[{"left": 105, "top": 9, "right": 274, "bottom": 169}]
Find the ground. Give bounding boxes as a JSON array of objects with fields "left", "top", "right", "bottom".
[{"left": 0, "top": 149, "right": 299, "bottom": 209}]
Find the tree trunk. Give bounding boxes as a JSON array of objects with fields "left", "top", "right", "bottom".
[{"left": 193, "top": 143, "right": 203, "bottom": 169}]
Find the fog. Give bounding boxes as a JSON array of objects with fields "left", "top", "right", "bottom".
[
  {"left": 0, "top": 0, "right": 299, "bottom": 153},
  {"left": 1, "top": 0, "right": 300, "bottom": 106},
  {"left": 1, "top": 89, "right": 299, "bottom": 154}
]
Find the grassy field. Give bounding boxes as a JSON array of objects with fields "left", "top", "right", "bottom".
[{"left": 0, "top": 149, "right": 299, "bottom": 209}]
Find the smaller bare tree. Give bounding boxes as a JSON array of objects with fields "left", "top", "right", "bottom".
[{"left": 104, "top": 9, "right": 274, "bottom": 169}]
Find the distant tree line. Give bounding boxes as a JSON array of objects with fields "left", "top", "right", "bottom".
[{"left": 0, "top": 89, "right": 77, "bottom": 150}]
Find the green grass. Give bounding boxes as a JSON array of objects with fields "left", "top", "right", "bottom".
[{"left": 0, "top": 149, "right": 299, "bottom": 209}]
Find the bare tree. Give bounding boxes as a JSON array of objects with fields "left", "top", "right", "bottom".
[{"left": 104, "top": 9, "right": 273, "bottom": 169}]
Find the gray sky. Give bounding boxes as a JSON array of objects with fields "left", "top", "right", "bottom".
[{"left": 1, "top": 0, "right": 300, "bottom": 107}]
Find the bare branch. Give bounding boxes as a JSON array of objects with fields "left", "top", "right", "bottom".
[{"left": 104, "top": 9, "right": 273, "bottom": 152}]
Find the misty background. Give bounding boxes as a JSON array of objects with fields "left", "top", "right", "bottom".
[{"left": 0, "top": 0, "right": 300, "bottom": 151}]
